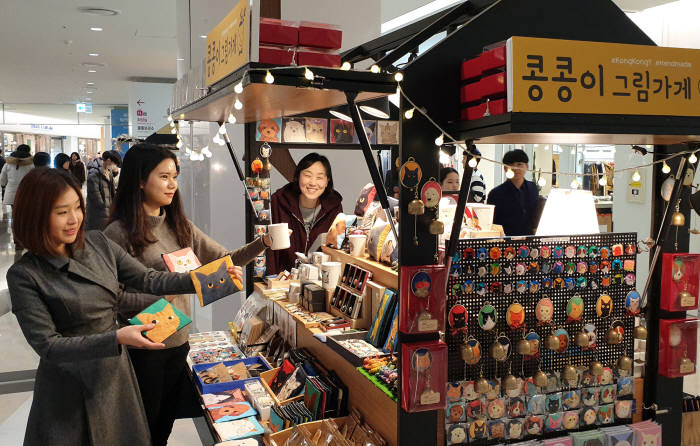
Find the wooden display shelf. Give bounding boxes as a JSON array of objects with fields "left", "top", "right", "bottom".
[{"left": 321, "top": 246, "right": 398, "bottom": 290}]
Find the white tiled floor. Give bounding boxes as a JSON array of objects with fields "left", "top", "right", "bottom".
[{"left": 0, "top": 206, "right": 202, "bottom": 445}]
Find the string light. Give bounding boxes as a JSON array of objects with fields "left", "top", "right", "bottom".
[
  {"left": 505, "top": 168, "right": 514, "bottom": 179},
  {"left": 234, "top": 81, "right": 243, "bottom": 94},
  {"left": 265, "top": 71, "right": 274, "bottom": 84},
  {"left": 169, "top": 120, "right": 175, "bottom": 128},
  {"left": 213, "top": 134, "right": 225, "bottom": 146},
  {"left": 632, "top": 170, "right": 641, "bottom": 182},
  {"left": 341, "top": 61, "right": 352, "bottom": 70},
  {"left": 234, "top": 98, "right": 243, "bottom": 110},
  {"left": 202, "top": 146, "right": 212, "bottom": 158},
  {"left": 599, "top": 176, "right": 607, "bottom": 186},
  {"left": 468, "top": 157, "right": 478, "bottom": 168},
  {"left": 404, "top": 108, "right": 414, "bottom": 119},
  {"left": 227, "top": 113, "right": 236, "bottom": 124},
  {"left": 434, "top": 134, "right": 444, "bottom": 146},
  {"left": 538, "top": 176, "right": 546, "bottom": 187},
  {"left": 167, "top": 115, "right": 173, "bottom": 122},
  {"left": 218, "top": 124, "right": 226, "bottom": 134},
  {"left": 170, "top": 127, "right": 177, "bottom": 134},
  {"left": 304, "top": 68, "right": 314, "bottom": 80},
  {"left": 190, "top": 151, "right": 198, "bottom": 161},
  {"left": 394, "top": 72, "right": 404, "bottom": 82},
  {"left": 662, "top": 161, "right": 671, "bottom": 174},
  {"left": 690, "top": 153, "right": 698, "bottom": 164},
  {"left": 176, "top": 139, "right": 183, "bottom": 149},
  {"left": 370, "top": 64, "right": 380, "bottom": 73},
  {"left": 570, "top": 178, "right": 579, "bottom": 189}
]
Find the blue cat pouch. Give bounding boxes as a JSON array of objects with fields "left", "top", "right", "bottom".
[{"left": 191, "top": 255, "right": 243, "bottom": 307}]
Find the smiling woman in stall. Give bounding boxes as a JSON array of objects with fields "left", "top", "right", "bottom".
[{"left": 268, "top": 152, "right": 343, "bottom": 274}]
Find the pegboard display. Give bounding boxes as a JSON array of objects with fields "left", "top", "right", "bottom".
[{"left": 446, "top": 233, "right": 638, "bottom": 383}]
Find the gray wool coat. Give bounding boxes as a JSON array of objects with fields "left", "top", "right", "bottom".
[{"left": 7, "top": 231, "right": 195, "bottom": 446}]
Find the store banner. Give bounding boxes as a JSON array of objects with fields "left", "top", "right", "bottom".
[
  {"left": 205, "top": 0, "right": 250, "bottom": 86},
  {"left": 111, "top": 108, "right": 129, "bottom": 155},
  {"left": 506, "top": 36, "right": 700, "bottom": 116}
]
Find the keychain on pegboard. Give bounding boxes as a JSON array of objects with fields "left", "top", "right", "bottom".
[{"left": 399, "top": 157, "right": 423, "bottom": 246}]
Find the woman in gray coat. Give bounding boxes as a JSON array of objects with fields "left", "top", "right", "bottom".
[{"left": 7, "top": 168, "right": 241, "bottom": 446}]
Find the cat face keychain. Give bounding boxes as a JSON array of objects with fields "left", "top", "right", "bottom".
[
  {"left": 506, "top": 300, "right": 525, "bottom": 330},
  {"left": 412, "top": 348, "right": 440, "bottom": 405},
  {"left": 411, "top": 270, "right": 437, "bottom": 331},
  {"left": 596, "top": 294, "right": 613, "bottom": 318},
  {"left": 421, "top": 178, "right": 443, "bottom": 261},
  {"left": 400, "top": 157, "right": 423, "bottom": 246},
  {"left": 478, "top": 302, "right": 498, "bottom": 330}
]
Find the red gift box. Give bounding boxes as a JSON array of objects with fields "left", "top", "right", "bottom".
[
  {"left": 297, "top": 48, "right": 341, "bottom": 68},
  {"left": 658, "top": 318, "right": 698, "bottom": 378},
  {"left": 661, "top": 253, "right": 700, "bottom": 311},
  {"left": 259, "top": 45, "right": 296, "bottom": 66},
  {"left": 401, "top": 341, "right": 447, "bottom": 412},
  {"left": 461, "top": 98, "right": 507, "bottom": 121},
  {"left": 480, "top": 46, "right": 506, "bottom": 73},
  {"left": 298, "top": 21, "right": 342, "bottom": 50},
  {"left": 461, "top": 57, "right": 481, "bottom": 81},
  {"left": 259, "top": 18, "right": 298, "bottom": 46},
  {"left": 461, "top": 72, "right": 506, "bottom": 104},
  {"left": 399, "top": 265, "right": 446, "bottom": 335}
]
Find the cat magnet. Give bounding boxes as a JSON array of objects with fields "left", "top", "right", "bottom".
[
  {"left": 400, "top": 157, "right": 422, "bottom": 188},
  {"left": 535, "top": 297, "right": 554, "bottom": 325},
  {"left": 625, "top": 290, "right": 642, "bottom": 315},
  {"left": 478, "top": 302, "right": 498, "bottom": 330},
  {"left": 420, "top": 180, "right": 441, "bottom": 208}
]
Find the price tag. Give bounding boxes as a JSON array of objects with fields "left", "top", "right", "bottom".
[
  {"left": 418, "top": 319, "right": 438, "bottom": 332},
  {"left": 681, "top": 293, "right": 695, "bottom": 308},
  {"left": 420, "top": 389, "right": 441, "bottom": 405},
  {"left": 680, "top": 360, "right": 695, "bottom": 375}
]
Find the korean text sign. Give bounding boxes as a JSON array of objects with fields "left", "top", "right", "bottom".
[
  {"left": 205, "top": 0, "right": 250, "bottom": 87},
  {"left": 507, "top": 36, "right": 700, "bottom": 116}
]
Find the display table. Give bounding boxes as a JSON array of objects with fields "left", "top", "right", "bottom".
[{"left": 321, "top": 246, "right": 398, "bottom": 289}]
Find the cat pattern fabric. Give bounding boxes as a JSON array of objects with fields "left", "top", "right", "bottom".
[
  {"left": 191, "top": 256, "right": 242, "bottom": 306},
  {"left": 162, "top": 247, "right": 201, "bottom": 273},
  {"left": 129, "top": 298, "right": 192, "bottom": 343}
]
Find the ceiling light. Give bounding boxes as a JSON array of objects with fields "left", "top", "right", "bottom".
[
  {"left": 88, "top": 53, "right": 99, "bottom": 57},
  {"left": 218, "top": 124, "right": 226, "bottom": 134},
  {"left": 90, "top": 27, "right": 103, "bottom": 31},
  {"left": 82, "top": 62, "right": 105, "bottom": 68},
  {"left": 86, "top": 82, "right": 95, "bottom": 86},
  {"left": 87, "top": 70, "right": 96, "bottom": 73},
  {"left": 78, "top": 7, "right": 120, "bottom": 16},
  {"left": 200, "top": 35, "right": 207, "bottom": 39},
  {"left": 176, "top": 58, "right": 184, "bottom": 61},
  {"left": 329, "top": 110, "right": 352, "bottom": 122},
  {"left": 86, "top": 91, "right": 94, "bottom": 94},
  {"left": 359, "top": 105, "right": 389, "bottom": 119}
]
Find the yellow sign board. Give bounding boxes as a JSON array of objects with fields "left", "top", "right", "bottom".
[
  {"left": 507, "top": 36, "right": 700, "bottom": 116},
  {"left": 205, "top": 0, "right": 250, "bottom": 86}
]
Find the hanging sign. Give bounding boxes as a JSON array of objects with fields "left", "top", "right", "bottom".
[
  {"left": 506, "top": 36, "right": 700, "bottom": 117},
  {"left": 205, "top": 0, "right": 250, "bottom": 86}
]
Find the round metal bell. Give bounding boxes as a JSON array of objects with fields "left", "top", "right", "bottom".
[
  {"left": 633, "top": 325, "right": 648, "bottom": 340},
  {"left": 562, "top": 364, "right": 578, "bottom": 385},
  {"left": 429, "top": 219, "right": 445, "bottom": 235},
  {"left": 490, "top": 341, "right": 507, "bottom": 361},
  {"left": 407, "top": 199, "right": 425, "bottom": 215},
  {"left": 517, "top": 339, "right": 532, "bottom": 356},
  {"left": 617, "top": 355, "right": 633, "bottom": 372},
  {"left": 590, "top": 360, "right": 604, "bottom": 377},
  {"left": 575, "top": 329, "right": 589, "bottom": 347},
  {"left": 546, "top": 334, "right": 560, "bottom": 352},
  {"left": 461, "top": 343, "right": 475, "bottom": 363},
  {"left": 533, "top": 370, "right": 548, "bottom": 387},
  {"left": 606, "top": 327, "right": 622, "bottom": 345},
  {"left": 502, "top": 374, "right": 518, "bottom": 391},
  {"left": 529, "top": 339, "right": 540, "bottom": 355},
  {"left": 475, "top": 377, "right": 490, "bottom": 395}
]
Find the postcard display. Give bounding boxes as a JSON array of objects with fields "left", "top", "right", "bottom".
[
  {"left": 444, "top": 233, "right": 639, "bottom": 441},
  {"left": 249, "top": 143, "right": 273, "bottom": 278}
]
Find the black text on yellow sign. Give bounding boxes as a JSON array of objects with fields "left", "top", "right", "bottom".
[
  {"left": 507, "top": 36, "right": 700, "bottom": 117},
  {"left": 205, "top": 0, "right": 250, "bottom": 87}
]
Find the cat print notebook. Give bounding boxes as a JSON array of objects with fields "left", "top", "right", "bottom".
[
  {"left": 190, "top": 255, "right": 243, "bottom": 307},
  {"left": 129, "top": 298, "right": 192, "bottom": 343},
  {"left": 162, "top": 247, "right": 202, "bottom": 273}
]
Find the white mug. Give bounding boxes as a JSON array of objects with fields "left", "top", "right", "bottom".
[
  {"left": 299, "top": 264, "right": 319, "bottom": 281},
  {"left": 320, "top": 261, "right": 342, "bottom": 291},
  {"left": 348, "top": 234, "right": 367, "bottom": 257},
  {"left": 267, "top": 223, "right": 291, "bottom": 250},
  {"left": 311, "top": 252, "right": 330, "bottom": 266}
]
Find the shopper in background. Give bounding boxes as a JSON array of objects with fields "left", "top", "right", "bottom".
[
  {"left": 268, "top": 152, "right": 342, "bottom": 274},
  {"left": 440, "top": 167, "right": 460, "bottom": 192},
  {"left": 7, "top": 167, "right": 201, "bottom": 446},
  {"left": 33, "top": 151, "right": 50, "bottom": 167},
  {"left": 86, "top": 150, "right": 103, "bottom": 176},
  {"left": 53, "top": 152, "right": 71, "bottom": 173},
  {"left": 1, "top": 144, "right": 34, "bottom": 260},
  {"left": 104, "top": 144, "right": 264, "bottom": 446},
  {"left": 463, "top": 147, "right": 486, "bottom": 203},
  {"left": 69, "top": 152, "right": 86, "bottom": 187},
  {"left": 85, "top": 150, "right": 121, "bottom": 230},
  {"left": 487, "top": 149, "right": 539, "bottom": 236}
]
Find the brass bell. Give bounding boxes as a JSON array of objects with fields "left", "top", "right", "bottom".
[
  {"left": 633, "top": 325, "right": 648, "bottom": 340},
  {"left": 617, "top": 355, "right": 633, "bottom": 372},
  {"left": 407, "top": 199, "right": 425, "bottom": 215},
  {"left": 533, "top": 370, "right": 549, "bottom": 388},
  {"left": 590, "top": 360, "right": 604, "bottom": 377},
  {"left": 502, "top": 374, "right": 518, "bottom": 391},
  {"left": 429, "top": 219, "right": 444, "bottom": 235},
  {"left": 606, "top": 327, "right": 623, "bottom": 345},
  {"left": 575, "top": 329, "right": 589, "bottom": 348},
  {"left": 529, "top": 339, "right": 540, "bottom": 355},
  {"left": 517, "top": 339, "right": 532, "bottom": 356},
  {"left": 490, "top": 341, "right": 507, "bottom": 361},
  {"left": 461, "top": 343, "right": 475, "bottom": 363},
  {"left": 562, "top": 364, "right": 578, "bottom": 386},
  {"left": 546, "top": 334, "right": 560, "bottom": 352},
  {"left": 475, "top": 377, "right": 490, "bottom": 395},
  {"left": 680, "top": 356, "right": 696, "bottom": 374}
]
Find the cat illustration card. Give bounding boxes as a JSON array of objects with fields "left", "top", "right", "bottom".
[
  {"left": 377, "top": 120, "right": 399, "bottom": 145},
  {"left": 202, "top": 389, "right": 246, "bottom": 408},
  {"left": 208, "top": 401, "right": 257, "bottom": 423},
  {"left": 330, "top": 119, "right": 354, "bottom": 143},
  {"left": 304, "top": 118, "right": 328, "bottom": 143},
  {"left": 190, "top": 256, "right": 243, "bottom": 307},
  {"left": 352, "top": 120, "right": 377, "bottom": 145},
  {"left": 162, "top": 247, "right": 202, "bottom": 273},
  {"left": 213, "top": 416, "right": 264, "bottom": 441},
  {"left": 129, "top": 298, "right": 192, "bottom": 343},
  {"left": 282, "top": 117, "right": 307, "bottom": 143}
]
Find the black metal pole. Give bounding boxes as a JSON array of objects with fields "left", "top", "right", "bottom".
[
  {"left": 345, "top": 91, "right": 398, "bottom": 240},
  {"left": 222, "top": 127, "right": 259, "bottom": 219}
]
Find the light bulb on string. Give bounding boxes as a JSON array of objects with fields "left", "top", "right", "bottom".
[
  {"left": 341, "top": 61, "right": 351, "bottom": 71},
  {"left": 227, "top": 113, "right": 236, "bottom": 124},
  {"left": 370, "top": 64, "right": 380, "bottom": 73},
  {"left": 234, "top": 81, "right": 243, "bottom": 94},
  {"left": 170, "top": 127, "right": 177, "bottom": 134},
  {"left": 505, "top": 168, "right": 514, "bottom": 179},
  {"left": 304, "top": 68, "right": 314, "bottom": 80},
  {"left": 218, "top": 124, "right": 226, "bottom": 134},
  {"left": 538, "top": 176, "right": 546, "bottom": 187},
  {"left": 189, "top": 151, "right": 197, "bottom": 161},
  {"left": 468, "top": 157, "right": 478, "bottom": 168},
  {"left": 234, "top": 98, "right": 243, "bottom": 110},
  {"left": 167, "top": 115, "right": 173, "bottom": 122},
  {"left": 404, "top": 108, "right": 414, "bottom": 119},
  {"left": 599, "top": 175, "right": 607, "bottom": 186},
  {"left": 570, "top": 178, "right": 579, "bottom": 189},
  {"left": 169, "top": 120, "right": 175, "bottom": 128},
  {"left": 662, "top": 161, "right": 671, "bottom": 174},
  {"left": 394, "top": 72, "right": 404, "bottom": 82},
  {"left": 632, "top": 170, "right": 641, "bottom": 182},
  {"left": 265, "top": 71, "right": 274, "bottom": 84},
  {"left": 176, "top": 140, "right": 183, "bottom": 149},
  {"left": 434, "top": 134, "right": 444, "bottom": 146},
  {"left": 690, "top": 152, "right": 698, "bottom": 164}
]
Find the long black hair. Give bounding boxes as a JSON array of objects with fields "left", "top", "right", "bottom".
[
  {"left": 108, "top": 143, "right": 192, "bottom": 257},
  {"left": 54, "top": 153, "right": 70, "bottom": 170},
  {"left": 292, "top": 152, "right": 334, "bottom": 199}
]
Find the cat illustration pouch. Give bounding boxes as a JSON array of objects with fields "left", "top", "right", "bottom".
[
  {"left": 163, "top": 247, "right": 202, "bottom": 273},
  {"left": 399, "top": 265, "right": 446, "bottom": 334},
  {"left": 401, "top": 341, "right": 447, "bottom": 412},
  {"left": 191, "top": 255, "right": 243, "bottom": 307},
  {"left": 129, "top": 298, "right": 192, "bottom": 343}
]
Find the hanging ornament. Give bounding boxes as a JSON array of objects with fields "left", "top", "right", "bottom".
[
  {"left": 506, "top": 300, "right": 526, "bottom": 330},
  {"left": 605, "top": 320, "right": 624, "bottom": 345},
  {"left": 478, "top": 302, "right": 498, "bottom": 331},
  {"left": 596, "top": 294, "right": 613, "bottom": 318},
  {"left": 535, "top": 297, "right": 554, "bottom": 326},
  {"left": 566, "top": 294, "right": 584, "bottom": 323},
  {"left": 461, "top": 336, "right": 481, "bottom": 365},
  {"left": 421, "top": 178, "right": 443, "bottom": 261},
  {"left": 400, "top": 157, "right": 424, "bottom": 246},
  {"left": 490, "top": 333, "right": 511, "bottom": 361},
  {"left": 533, "top": 367, "right": 549, "bottom": 388},
  {"left": 633, "top": 317, "right": 649, "bottom": 340}
]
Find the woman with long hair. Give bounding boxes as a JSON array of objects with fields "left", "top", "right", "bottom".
[
  {"left": 103, "top": 143, "right": 268, "bottom": 445},
  {"left": 69, "top": 151, "right": 86, "bottom": 186},
  {"left": 6, "top": 167, "right": 224, "bottom": 445}
]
